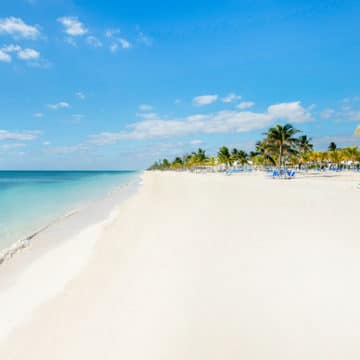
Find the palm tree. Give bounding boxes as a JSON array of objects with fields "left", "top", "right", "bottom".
[
  {"left": 161, "top": 159, "right": 170, "bottom": 169},
  {"left": 328, "top": 142, "right": 337, "bottom": 152},
  {"left": 298, "top": 135, "right": 313, "bottom": 169},
  {"left": 217, "top": 146, "right": 232, "bottom": 167},
  {"left": 171, "top": 157, "right": 184, "bottom": 169},
  {"left": 342, "top": 146, "right": 359, "bottom": 166},
  {"left": 191, "top": 148, "right": 207, "bottom": 165},
  {"left": 252, "top": 141, "right": 276, "bottom": 167},
  {"left": 263, "top": 123, "right": 300, "bottom": 169},
  {"left": 328, "top": 150, "right": 343, "bottom": 168},
  {"left": 231, "top": 148, "right": 248, "bottom": 166}
]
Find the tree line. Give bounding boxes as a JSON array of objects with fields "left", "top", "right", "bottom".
[{"left": 148, "top": 123, "right": 360, "bottom": 170}]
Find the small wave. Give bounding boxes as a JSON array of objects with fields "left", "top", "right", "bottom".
[
  {"left": 0, "top": 210, "right": 79, "bottom": 266},
  {"left": 0, "top": 175, "right": 142, "bottom": 267}
]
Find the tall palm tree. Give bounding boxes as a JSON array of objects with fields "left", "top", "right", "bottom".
[
  {"left": 171, "top": 157, "right": 184, "bottom": 169},
  {"left": 328, "top": 150, "right": 344, "bottom": 168},
  {"left": 231, "top": 148, "right": 248, "bottom": 165},
  {"left": 328, "top": 142, "right": 337, "bottom": 151},
  {"left": 297, "top": 135, "right": 313, "bottom": 169},
  {"left": 253, "top": 141, "right": 276, "bottom": 167},
  {"left": 217, "top": 146, "right": 232, "bottom": 167},
  {"left": 191, "top": 148, "right": 207, "bottom": 165},
  {"left": 342, "top": 146, "right": 359, "bottom": 165},
  {"left": 264, "top": 123, "right": 300, "bottom": 169}
]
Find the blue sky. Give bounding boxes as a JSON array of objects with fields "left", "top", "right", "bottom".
[{"left": 0, "top": 0, "right": 359, "bottom": 169}]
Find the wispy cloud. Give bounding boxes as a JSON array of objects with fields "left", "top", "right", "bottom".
[
  {"left": 0, "top": 49, "right": 11, "bottom": 62},
  {"left": 0, "top": 130, "right": 41, "bottom": 141},
  {"left": 0, "top": 143, "right": 26, "bottom": 151},
  {"left": 118, "top": 38, "right": 131, "bottom": 49},
  {"left": 136, "top": 27, "right": 153, "bottom": 46},
  {"left": 33, "top": 112, "right": 44, "bottom": 118},
  {"left": 139, "top": 104, "right": 153, "bottom": 111},
  {"left": 86, "top": 36, "right": 102, "bottom": 48},
  {"left": 320, "top": 108, "right": 335, "bottom": 119},
  {"left": 193, "top": 94, "right": 218, "bottom": 106},
  {"left": 221, "top": 93, "right": 241, "bottom": 103},
  {"left": 75, "top": 91, "right": 85, "bottom": 100},
  {"left": 110, "top": 37, "right": 132, "bottom": 52},
  {"left": 89, "top": 101, "right": 312, "bottom": 144},
  {"left": 0, "top": 17, "right": 40, "bottom": 39},
  {"left": 57, "top": 16, "right": 87, "bottom": 36},
  {"left": 64, "top": 37, "right": 77, "bottom": 47},
  {"left": 237, "top": 101, "right": 255, "bottom": 110},
  {"left": 48, "top": 101, "right": 70, "bottom": 110},
  {"left": 49, "top": 143, "right": 88, "bottom": 154},
  {"left": 136, "top": 112, "right": 158, "bottom": 119},
  {"left": 17, "top": 48, "right": 40, "bottom": 60},
  {"left": 105, "top": 28, "right": 120, "bottom": 38}
]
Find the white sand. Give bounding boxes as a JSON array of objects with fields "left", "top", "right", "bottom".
[{"left": 0, "top": 171, "right": 360, "bottom": 359}]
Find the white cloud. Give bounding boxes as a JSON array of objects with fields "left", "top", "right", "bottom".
[
  {"left": 118, "top": 38, "right": 131, "bottom": 49},
  {"left": 267, "top": 101, "right": 312, "bottom": 123},
  {"left": 33, "top": 112, "right": 43, "bottom": 118},
  {"left": 320, "top": 108, "right": 335, "bottom": 119},
  {"left": 1, "top": 44, "right": 21, "bottom": 52},
  {"left": 110, "top": 43, "right": 118, "bottom": 53},
  {"left": 43, "top": 141, "right": 51, "bottom": 146},
  {"left": 0, "top": 130, "right": 40, "bottom": 141},
  {"left": 49, "top": 143, "right": 87, "bottom": 154},
  {"left": 71, "top": 114, "right": 84, "bottom": 122},
  {"left": 111, "top": 38, "right": 131, "bottom": 51},
  {"left": 86, "top": 36, "right": 102, "bottom": 48},
  {"left": 350, "top": 111, "right": 360, "bottom": 121},
  {"left": 237, "top": 101, "right": 255, "bottom": 110},
  {"left": 136, "top": 112, "right": 158, "bottom": 119},
  {"left": 222, "top": 93, "right": 241, "bottom": 103},
  {"left": 105, "top": 28, "right": 120, "bottom": 38},
  {"left": 139, "top": 104, "right": 153, "bottom": 111},
  {"left": 17, "top": 48, "right": 40, "bottom": 60},
  {"left": 57, "top": 16, "right": 87, "bottom": 36},
  {"left": 193, "top": 94, "right": 218, "bottom": 106},
  {"left": 0, "top": 44, "right": 41, "bottom": 63},
  {"left": 48, "top": 101, "right": 70, "bottom": 110},
  {"left": 0, "top": 143, "right": 26, "bottom": 151},
  {"left": 64, "top": 37, "right": 77, "bottom": 47},
  {"left": 75, "top": 91, "right": 85, "bottom": 100},
  {"left": 0, "top": 17, "right": 40, "bottom": 39},
  {"left": 136, "top": 27, "right": 153, "bottom": 46},
  {"left": 0, "top": 49, "right": 11, "bottom": 62},
  {"left": 89, "top": 101, "right": 311, "bottom": 144},
  {"left": 190, "top": 139, "right": 203, "bottom": 145}
]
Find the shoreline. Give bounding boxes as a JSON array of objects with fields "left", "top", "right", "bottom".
[
  {"left": 0, "top": 174, "right": 141, "bottom": 269},
  {"left": 0, "top": 174, "right": 142, "bottom": 341}
]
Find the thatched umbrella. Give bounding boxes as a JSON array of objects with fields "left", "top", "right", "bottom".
[{"left": 355, "top": 125, "right": 360, "bottom": 136}]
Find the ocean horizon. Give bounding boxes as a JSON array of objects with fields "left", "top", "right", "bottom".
[{"left": 0, "top": 170, "right": 137, "bottom": 252}]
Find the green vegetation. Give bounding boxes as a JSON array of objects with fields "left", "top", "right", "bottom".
[{"left": 148, "top": 123, "right": 360, "bottom": 171}]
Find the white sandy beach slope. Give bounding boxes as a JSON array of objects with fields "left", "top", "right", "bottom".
[{"left": 0, "top": 171, "right": 360, "bottom": 359}]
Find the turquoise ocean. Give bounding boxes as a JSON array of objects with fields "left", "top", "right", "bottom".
[{"left": 0, "top": 171, "right": 137, "bottom": 251}]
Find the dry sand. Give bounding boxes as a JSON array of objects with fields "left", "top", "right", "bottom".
[{"left": 0, "top": 171, "right": 360, "bottom": 359}]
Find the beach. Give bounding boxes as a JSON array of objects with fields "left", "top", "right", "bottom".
[{"left": 1, "top": 170, "right": 360, "bottom": 359}]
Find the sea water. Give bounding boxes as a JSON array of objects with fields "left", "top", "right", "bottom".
[{"left": 0, "top": 171, "right": 137, "bottom": 251}]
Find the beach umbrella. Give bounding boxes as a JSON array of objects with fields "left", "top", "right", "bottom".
[{"left": 355, "top": 125, "right": 360, "bottom": 136}]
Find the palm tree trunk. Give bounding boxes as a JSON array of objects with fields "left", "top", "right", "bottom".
[{"left": 278, "top": 144, "right": 282, "bottom": 170}]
